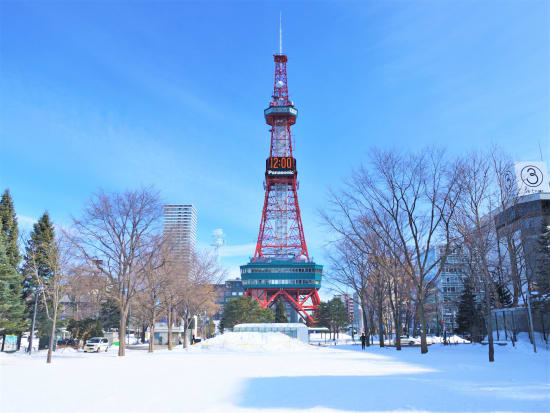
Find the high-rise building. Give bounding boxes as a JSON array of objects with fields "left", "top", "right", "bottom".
[
  {"left": 163, "top": 204, "right": 197, "bottom": 262},
  {"left": 334, "top": 294, "right": 355, "bottom": 323},
  {"left": 435, "top": 245, "right": 469, "bottom": 330}
]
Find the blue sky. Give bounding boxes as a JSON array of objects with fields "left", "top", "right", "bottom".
[{"left": 1, "top": 1, "right": 549, "bottom": 289}]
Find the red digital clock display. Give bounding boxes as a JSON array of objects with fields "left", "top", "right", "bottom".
[{"left": 266, "top": 157, "right": 296, "bottom": 177}]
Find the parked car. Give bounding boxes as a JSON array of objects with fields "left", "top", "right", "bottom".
[
  {"left": 57, "top": 338, "right": 77, "bottom": 347},
  {"left": 83, "top": 337, "right": 109, "bottom": 353},
  {"left": 399, "top": 336, "right": 420, "bottom": 346}
]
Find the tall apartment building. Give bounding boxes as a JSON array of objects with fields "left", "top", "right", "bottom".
[
  {"left": 334, "top": 294, "right": 355, "bottom": 323},
  {"left": 436, "top": 245, "right": 469, "bottom": 330},
  {"left": 163, "top": 204, "right": 197, "bottom": 262}
]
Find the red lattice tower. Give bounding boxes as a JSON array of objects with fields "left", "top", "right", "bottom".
[
  {"left": 253, "top": 52, "right": 309, "bottom": 262},
  {"left": 241, "top": 47, "right": 321, "bottom": 325}
]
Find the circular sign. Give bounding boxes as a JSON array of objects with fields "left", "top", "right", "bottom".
[{"left": 520, "top": 165, "right": 543, "bottom": 187}]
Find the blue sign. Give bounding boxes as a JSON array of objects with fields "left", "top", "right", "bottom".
[{"left": 3, "top": 335, "right": 17, "bottom": 352}]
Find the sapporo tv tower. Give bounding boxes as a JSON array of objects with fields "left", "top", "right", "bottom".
[{"left": 240, "top": 21, "right": 322, "bottom": 325}]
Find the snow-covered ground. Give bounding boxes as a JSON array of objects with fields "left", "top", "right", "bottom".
[
  {"left": 309, "top": 333, "right": 471, "bottom": 346},
  {"left": 0, "top": 332, "right": 548, "bottom": 413}
]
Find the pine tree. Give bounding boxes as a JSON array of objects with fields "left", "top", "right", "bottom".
[
  {"left": 0, "top": 190, "right": 21, "bottom": 271},
  {"left": 98, "top": 298, "right": 121, "bottom": 331},
  {"left": 220, "top": 296, "right": 274, "bottom": 331},
  {"left": 21, "top": 212, "right": 57, "bottom": 342},
  {"left": 316, "top": 302, "right": 331, "bottom": 329},
  {"left": 456, "top": 279, "right": 478, "bottom": 337},
  {"left": 495, "top": 281, "right": 513, "bottom": 308},
  {"left": 274, "top": 299, "right": 288, "bottom": 323},
  {"left": 0, "top": 233, "right": 26, "bottom": 333},
  {"left": 329, "top": 298, "right": 349, "bottom": 337},
  {"left": 316, "top": 299, "right": 349, "bottom": 339}
]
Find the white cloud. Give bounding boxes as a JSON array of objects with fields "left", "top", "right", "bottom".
[
  {"left": 17, "top": 215, "right": 37, "bottom": 231},
  {"left": 218, "top": 243, "right": 256, "bottom": 258}
]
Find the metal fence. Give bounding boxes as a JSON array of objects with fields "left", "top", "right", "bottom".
[{"left": 492, "top": 307, "right": 549, "bottom": 343}]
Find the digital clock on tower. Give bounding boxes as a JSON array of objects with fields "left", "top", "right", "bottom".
[{"left": 266, "top": 157, "right": 296, "bottom": 177}]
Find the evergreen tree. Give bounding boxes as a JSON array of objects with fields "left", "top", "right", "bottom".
[
  {"left": 274, "top": 299, "right": 288, "bottom": 323},
  {"left": 98, "top": 298, "right": 121, "bottom": 331},
  {"left": 67, "top": 318, "right": 103, "bottom": 347},
  {"left": 456, "top": 278, "right": 484, "bottom": 341},
  {"left": 0, "top": 189, "right": 21, "bottom": 270},
  {"left": 220, "top": 296, "right": 274, "bottom": 332},
  {"left": 21, "top": 212, "right": 57, "bottom": 343},
  {"left": 495, "top": 281, "right": 513, "bottom": 308},
  {"left": 329, "top": 298, "right": 349, "bottom": 336},
  {"left": 0, "top": 233, "right": 26, "bottom": 333},
  {"left": 316, "top": 299, "right": 349, "bottom": 338},
  {"left": 456, "top": 279, "right": 475, "bottom": 336},
  {"left": 316, "top": 302, "right": 331, "bottom": 330}
]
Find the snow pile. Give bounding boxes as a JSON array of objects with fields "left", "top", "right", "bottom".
[
  {"left": 190, "top": 332, "right": 315, "bottom": 352},
  {"left": 426, "top": 335, "right": 470, "bottom": 344}
]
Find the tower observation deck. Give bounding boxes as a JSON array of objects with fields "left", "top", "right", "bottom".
[{"left": 240, "top": 47, "right": 322, "bottom": 325}]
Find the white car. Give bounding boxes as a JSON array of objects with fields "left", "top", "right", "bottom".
[
  {"left": 399, "top": 336, "right": 420, "bottom": 346},
  {"left": 83, "top": 337, "right": 110, "bottom": 352}
]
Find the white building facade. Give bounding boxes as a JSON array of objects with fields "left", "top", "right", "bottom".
[{"left": 163, "top": 204, "right": 197, "bottom": 262}]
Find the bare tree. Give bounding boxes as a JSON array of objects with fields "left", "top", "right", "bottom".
[
  {"left": 64, "top": 264, "right": 107, "bottom": 321},
  {"left": 176, "top": 250, "right": 224, "bottom": 348},
  {"left": 135, "top": 236, "right": 170, "bottom": 352},
  {"left": 158, "top": 239, "right": 188, "bottom": 351},
  {"left": 26, "top": 232, "right": 72, "bottom": 363},
  {"left": 326, "top": 237, "right": 374, "bottom": 345},
  {"left": 67, "top": 188, "right": 162, "bottom": 356},
  {"left": 491, "top": 149, "right": 524, "bottom": 306},
  {"left": 323, "top": 148, "right": 460, "bottom": 353},
  {"left": 453, "top": 151, "right": 499, "bottom": 362},
  {"left": 382, "top": 251, "right": 411, "bottom": 350}
]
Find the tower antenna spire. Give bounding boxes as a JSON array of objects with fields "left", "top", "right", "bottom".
[{"left": 279, "top": 12, "right": 282, "bottom": 54}]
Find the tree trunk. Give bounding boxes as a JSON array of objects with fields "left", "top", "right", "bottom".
[
  {"left": 485, "top": 289, "right": 494, "bottom": 362},
  {"left": 369, "top": 312, "right": 375, "bottom": 345},
  {"left": 183, "top": 317, "right": 189, "bottom": 348},
  {"left": 47, "top": 303, "right": 58, "bottom": 364},
  {"left": 502, "top": 311, "right": 508, "bottom": 341},
  {"left": 394, "top": 306, "right": 402, "bottom": 351},
  {"left": 541, "top": 312, "right": 547, "bottom": 344},
  {"left": 141, "top": 324, "right": 147, "bottom": 343},
  {"left": 119, "top": 305, "right": 127, "bottom": 356},
  {"left": 417, "top": 299, "right": 428, "bottom": 354},
  {"left": 507, "top": 236, "right": 520, "bottom": 307},
  {"left": 148, "top": 323, "right": 154, "bottom": 353},
  {"left": 377, "top": 302, "right": 384, "bottom": 348},
  {"left": 74, "top": 300, "right": 79, "bottom": 321},
  {"left": 167, "top": 308, "right": 173, "bottom": 351},
  {"left": 361, "top": 304, "right": 370, "bottom": 347},
  {"left": 413, "top": 307, "right": 419, "bottom": 338}
]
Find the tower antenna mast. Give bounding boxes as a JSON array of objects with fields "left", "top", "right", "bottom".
[{"left": 279, "top": 12, "right": 282, "bottom": 54}]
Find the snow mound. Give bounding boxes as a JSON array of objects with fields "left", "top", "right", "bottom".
[{"left": 190, "top": 332, "right": 315, "bottom": 353}]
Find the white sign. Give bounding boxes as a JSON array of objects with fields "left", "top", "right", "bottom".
[{"left": 514, "top": 162, "right": 549, "bottom": 196}]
